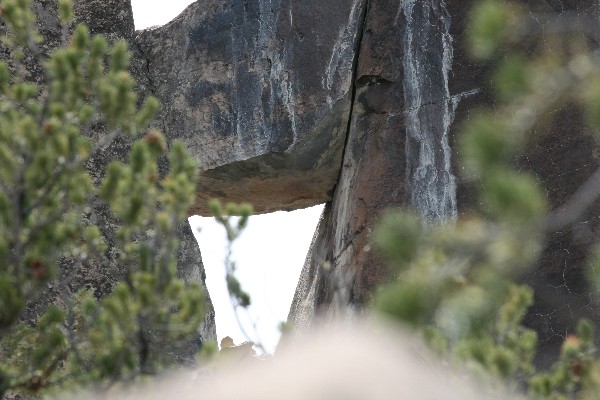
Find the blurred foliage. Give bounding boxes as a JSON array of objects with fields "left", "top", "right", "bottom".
[
  {"left": 375, "top": 0, "right": 600, "bottom": 399},
  {"left": 208, "top": 199, "right": 252, "bottom": 310},
  {"left": 0, "top": 0, "right": 207, "bottom": 396},
  {"left": 207, "top": 200, "right": 271, "bottom": 353}
]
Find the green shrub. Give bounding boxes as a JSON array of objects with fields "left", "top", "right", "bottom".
[{"left": 0, "top": 0, "right": 206, "bottom": 396}]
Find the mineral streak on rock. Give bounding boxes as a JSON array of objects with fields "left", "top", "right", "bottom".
[
  {"left": 289, "top": 0, "right": 469, "bottom": 333},
  {"left": 134, "top": 0, "right": 366, "bottom": 215},
  {"left": 399, "top": 0, "right": 457, "bottom": 224}
]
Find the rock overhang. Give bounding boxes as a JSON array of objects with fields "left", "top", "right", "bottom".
[{"left": 134, "top": 0, "right": 366, "bottom": 215}]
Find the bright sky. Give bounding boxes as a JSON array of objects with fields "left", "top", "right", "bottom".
[
  {"left": 130, "top": 0, "right": 194, "bottom": 28},
  {"left": 130, "top": 1, "right": 324, "bottom": 354},
  {"left": 190, "top": 206, "right": 322, "bottom": 354}
]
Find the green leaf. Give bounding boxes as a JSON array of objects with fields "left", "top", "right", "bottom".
[
  {"left": 468, "top": 0, "right": 511, "bottom": 60},
  {"left": 481, "top": 170, "right": 547, "bottom": 223},
  {"left": 374, "top": 211, "right": 422, "bottom": 269}
]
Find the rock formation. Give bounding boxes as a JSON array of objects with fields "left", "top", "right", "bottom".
[
  {"left": 287, "top": 0, "right": 600, "bottom": 366},
  {"left": 16, "top": 0, "right": 600, "bottom": 363},
  {"left": 131, "top": 0, "right": 600, "bottom": 365},
  {"left": 134, "top": 0, "right": 365, "bottom": 215}
]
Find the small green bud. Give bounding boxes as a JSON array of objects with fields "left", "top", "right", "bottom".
[
  {"left": 492, "top": 348, "right": 517, "bottom": 378},
  {"left": 576, "top": 319, "right": 594, "bottom": 344},
  {"left": 58, "top": 0, "right": 73, "bottom": 23},
  {"left": 459, "top": 111, "right": 516, "bottom": 179},
  {"left": 468, "top": 0, "right": 512, "bottom": 60},
  {"left": 225, "top": 202, "right": 239, "bottom": 216},
  {"left": 375, "top": 283, "right": 431, "bottom": 326},
  {"left": 561, "top": 335, "right": 581, "bottom": 358},
  {"left": 110, "top": 41, "right": 131, "bottom": 72},
  {"left": 79, "top": 104, "right": 95, "bottom": 123},
  {"left": 143, "top": 130, "right": 167, "bottom": 157},
  {"left": 238, "top": 291, "right": 251, "bottom": 307},
  {"left": 226, "top": 275, "right": 241, "bottom": 295},
  {"left": 482, "top": 170, "right": 547, "bottom": 223},
  {"left": 101, "top": 162, "right": 125, "bottom": 201},
  {"left": 139, "top": 244, "right": 151, "bottom": 272},
  {"left": 39, "top": 305, "right": 66, "bottom": 326},
  {"left": 493, "top": 54, "right": 529, "bottom": 101},
  {"left": 136, "top": 96, "right": 160, "bottom": 128},
  {"left": 90, "top": 35, "right": 108, "bottom": 59},
  {"left": 125, "top": 194, "right": 144, "bottom": 224},
  {"left": 13, "top": 82, "right": 38, "bottom": 103},
  {"left": 374, "top": 211, "right": 422, "bottom": 269},
  {"left": 208, "top": 199, "right": 223, "bottom": 217},
  {"left": 238, "top": 203, "right": 253, "bottom": 222},
  {"left": 520, "top": 330, "right": 538, "bottom": 354},
  {"left": 0, "top": 62, "right": 9, "bottom": 93},
  {"left": 72, "top": 24, "right": 89, "bottom": 51},
  {"left": 130, "top": 141, "right": 149, "bottom": 174}
]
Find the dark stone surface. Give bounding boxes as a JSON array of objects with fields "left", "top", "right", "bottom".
[
  {"left": 290, "top": 0, "right": 403, "bottom": 328},
  {"left": 134, "top": 0, "right": 364, "bottom": 215},
  {"left": 289, "top": 0, "right": 600, "bottom": 366}
]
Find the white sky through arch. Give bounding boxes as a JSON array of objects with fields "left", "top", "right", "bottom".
[
  {"left": 131, "top": 1, "right": 325, "bottom": 353},
  {"left": 190, "top": 205, "right": 323, "bottom": 354},
  {"left": 131, "top": 0, "right": 194, "bottom": 30}
]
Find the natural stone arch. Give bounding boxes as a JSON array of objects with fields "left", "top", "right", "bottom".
[{"left": 23, "top": 0, "right": 600, "bottom": 362}]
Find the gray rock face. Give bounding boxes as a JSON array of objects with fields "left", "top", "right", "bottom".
[
  {"left": 134, "top": 0, "right": 365, "bottom": 215},
  {"left": 289, "top": 0, "right": 600, "bottom": 366}
]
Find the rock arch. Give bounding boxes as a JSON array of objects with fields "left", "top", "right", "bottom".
[{"left": 24, "top": 0, "right": 600, "bottom": 361}]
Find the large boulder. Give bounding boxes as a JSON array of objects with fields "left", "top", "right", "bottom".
[
  {"left": 134, "top": 0, "right": 366, "bottom": 215},
  {"left": 288, "top": 0, "right": 600, "bottom": 366}
]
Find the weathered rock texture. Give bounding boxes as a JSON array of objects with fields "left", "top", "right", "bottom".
[
  {"left": 19, "top": 0, "right": 600, "bottom": 364},
  {"left": 287, "top": 0, "right": 600, "bottom": 366},
  {"left": 134, "top": 0, "right": 365, "bottom": 215},
  {"left": 290, "top": 0, "right": 478, "bottom": 331}
]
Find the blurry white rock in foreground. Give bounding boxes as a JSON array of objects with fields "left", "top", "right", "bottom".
[{"left": 71, "top": 320, "right": 515, "bottom": 400}]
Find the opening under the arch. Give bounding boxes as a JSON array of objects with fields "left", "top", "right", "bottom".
[{"left": 189, "top": 204, "right": 324, "bottom": 354}]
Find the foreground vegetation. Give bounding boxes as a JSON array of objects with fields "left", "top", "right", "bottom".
[{"left": 0, "top": 0, "right": 206, "bottom": 396}]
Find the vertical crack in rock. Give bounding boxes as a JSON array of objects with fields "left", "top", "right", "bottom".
[
  {"left": 339, "top": 0, "right": 370, "bottom": 179},
  {"left": 399, "top": 0, "right": 458, "bottom": 224},
  {"left": 286, "top": 0, "right": 369, "bottom": 334},
  {"left": 324, "top": 0, "right": 363, "bottom": 107}
]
